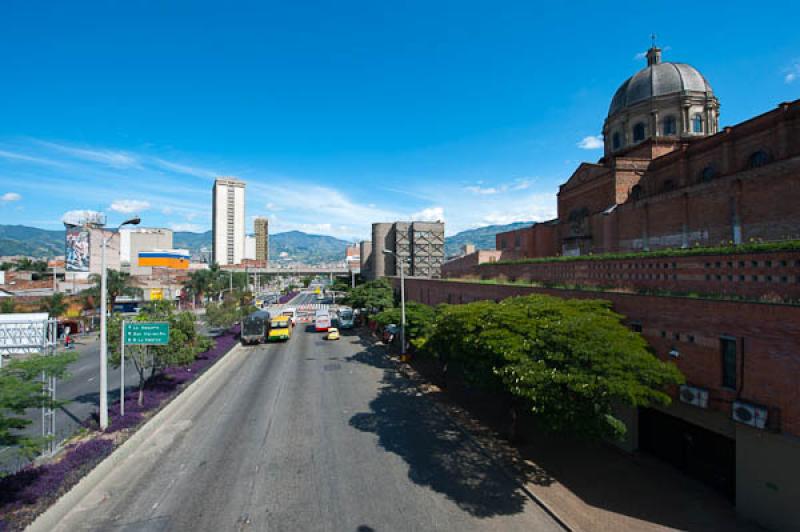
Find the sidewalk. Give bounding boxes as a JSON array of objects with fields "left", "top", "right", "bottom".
[{"left": 398, "top": 357, "right": 761, "bottom": 532}]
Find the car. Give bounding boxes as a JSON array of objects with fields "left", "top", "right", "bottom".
[{"left": 326, "top": 327, "right": 340, "bottom": 341}]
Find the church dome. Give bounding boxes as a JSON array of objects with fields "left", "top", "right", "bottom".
[
  {"left": 608, "top": 62, "right": 714, "bottom": 117},
  {"left": 602, "top": 45, "right": 720, "bottom": 155}
]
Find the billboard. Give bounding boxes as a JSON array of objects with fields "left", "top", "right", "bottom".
[
  {"left": 138, "top": 249, "right": 190, "bottom": 269},
  {"left": 149, "top": 288, "right": 164, "bottom": 300},
  {"left": 65, "top": 227, "right": 90, "bottom": 272}
]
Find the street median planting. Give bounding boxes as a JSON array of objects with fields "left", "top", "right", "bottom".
[{"left": 0, "top": 324, "right": 240, "bottom": 531}]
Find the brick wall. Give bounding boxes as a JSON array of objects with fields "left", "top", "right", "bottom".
[{"left": 399, "top": 277, "right": 800, "bottom": 438}]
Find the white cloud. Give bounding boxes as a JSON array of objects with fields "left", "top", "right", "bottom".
[
  {"left": 634, "top": 51, "right": 647, "bottom": 61},
  {"left": 110, "top": 199, "right": 150, "bottom": 213},
  {"left": 170, "top": 223, "right": 203, "bottom": 232},
  {"left": 38, "top": 141, "right": 139, "bottom": 168},
  {"left": 411, "top": 206, "right": 445, "bottom": 222},
  {"left": 152, "top": 158, "right": 217, "bottom": 179},
  {"left": 1, "top": 192, "right": 21, "bottom": 202},
  {"left": 784, "top": 61, "right": 800, "bottom": 84},
  {"left": 577, "top": 135, "right": 604, "bottom": 150},
  {"left": 465, "top": 185, "right": 499, "bottom": 195}
]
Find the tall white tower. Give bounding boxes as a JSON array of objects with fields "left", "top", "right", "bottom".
[{"left": 212, "top": 177, "right": 246, "bottom": 265}]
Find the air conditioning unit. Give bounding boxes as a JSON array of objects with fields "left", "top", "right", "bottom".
[
  {"left": 679, "top": 384, "right": 709, "bottom": 408},
  {"left": 732, "top": 401, "right": 768, "bottom": 429}
]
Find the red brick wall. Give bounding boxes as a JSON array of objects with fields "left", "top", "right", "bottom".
[
  {"left": 399, "top": 278, "right": 800, "bottom": 437},
  {"left": 470, "top": 250, "right": 800, "bottom": 302}
]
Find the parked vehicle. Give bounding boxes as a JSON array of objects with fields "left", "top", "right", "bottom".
[
  {"left": 241, "top": 310, "right": 270, "bottom": 345},
  {"left": 282, "top": 307, "right": 297, "bottom": 326},
  {"left": 314, "top": 309, "right": 331, "bottom": 332},
  {"left": 326, "top": 327, "right": 340, "bottom": 341},
  {"left": 268, "top": 315, "right": 292, "bottom": 342}
]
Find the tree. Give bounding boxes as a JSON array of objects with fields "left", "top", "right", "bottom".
[
  {"left": 374, "top": 302, "right": 436, "bottom": 350},
  {"left": 108, "top": 301, "right": 209, "bottom": 405},
  {"left": 0, "top": 298, "right": 16, "bottom": 313},
  {"left": 39, "top": 292, "right": 68, "bottom": 318},
  {"left": 183, "top": 268, "right": 217, "bottom": 306},
  {"left": 426, "top": 295, "right": 684, "bottom": 440},
  {"left": 88, "top": 269, "right": 142, "bottom": 311},
  {"left": 0, "top": 351, "right": 78, "bottom": 454},
  {"left": 344, "top": 278, "right": 395, "bottom": 313}
]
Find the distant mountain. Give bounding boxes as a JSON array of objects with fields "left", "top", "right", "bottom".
[
  {"left": 444, "top": 221, "right": 535, "bottom": 256},
  {"left": 0, "top": 224, "right": 349, "bottom": 265},
  {"left": 0, "top": 225, "right": 64, "bottom": 258}
]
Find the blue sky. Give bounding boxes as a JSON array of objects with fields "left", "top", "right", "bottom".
[{"left": 0, "top": 1, "right": 798, "bottom": 240}]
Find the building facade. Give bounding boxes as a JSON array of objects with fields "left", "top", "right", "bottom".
[
  {"left": 439, "top": 46, "right": 800, "bottom": 530},
  {"left": 254, "top": 217, "right": 269, "bottom": 264},
  {"left": 368, "top": 221, "right": 445, "bottom": 278},
  {"left": 123, "top": 228, "right": 174, "bottom": 275},
  {"left": 359, "top": 240, "right": 373, "bottom": 279},
  {"left": 212, "top": 178, "right": 246, "bottom": 266}
]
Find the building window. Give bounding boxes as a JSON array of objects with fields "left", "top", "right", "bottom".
[
  {"left": 749, "top": 150, "right": 770, "bottom": 169},
  {"left": 612, "top": 132, "right": 621, "bottom": 149},
  {"left": 514, "top": 234, "right": 521, "bottom": 249},
  {"left": 662, "top": 115, "right": 677, "bottom": 135},
  {"left": 633, "top": 122, "right": 646, "bottom": 142},
  {"left": 500, "top": 238, "right": 507, "bottom": 249},
  {"left": 630, "top": 184, "right": 642, "bottom": 201},
  {"left": 692, "top": 114, "right": 704, "bottom": 133},
  {"left": 700, "top": 165, "right": 717, "bottom": 183},
  {"left": 721, "top": 337, "right": 737, "bottom": 389}
]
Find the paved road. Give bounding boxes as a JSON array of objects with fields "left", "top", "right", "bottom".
[
  {"left": 0, "top": 336, "right": 140, "bottom": 472},
  {"left": 49, "top": 325, "right": 561, "bottom": 531}
]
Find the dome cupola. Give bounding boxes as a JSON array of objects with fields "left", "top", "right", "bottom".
[{"left": 603, "top": 42, "right": 720, "bottom": 156}]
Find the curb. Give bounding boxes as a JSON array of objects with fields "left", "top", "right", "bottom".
[
  {"left": 27, "top": 342, "right": 247, "bottom": 532},
  {"left": 393, "top": 355, "right": 574, "bottom": 532}
]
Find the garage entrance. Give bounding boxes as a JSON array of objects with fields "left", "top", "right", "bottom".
[{"left": 639, "top": 408, "right": 735, "bottom": 500}]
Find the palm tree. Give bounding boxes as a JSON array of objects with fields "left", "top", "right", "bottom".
[
  {"left": 89, "top": 269, "right": 142, "bottom": 312},
  {"left": 183, "top": 268, "right": 217, "bottom": 307},
  {"left": 40, "top": 292, "right": 68, "bottom": 318}
]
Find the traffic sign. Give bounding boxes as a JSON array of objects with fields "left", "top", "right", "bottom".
[{"left": 124, "top": 322, "right": 170, "bottom": 345}]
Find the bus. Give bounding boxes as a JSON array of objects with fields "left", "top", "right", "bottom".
[
  {"left": 241, "top": 310, "right": 270, "bottom": 345},
  {"left": 267, "top": 315, "right": 292, "bottom": 342},
  {"left": 314, "top": 309, "right": 331, "bottom": 332},
  {"left": 338, "top": 306, "right": 354, "bottom": 329}
]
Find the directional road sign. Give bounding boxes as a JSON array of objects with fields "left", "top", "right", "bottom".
[{"left": 124, "top": 322, "right": 170, "bottom": 345}]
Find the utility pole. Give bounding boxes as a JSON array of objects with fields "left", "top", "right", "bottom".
[{"left": 382, "top": 250, "right": 406, "bottom": 356}]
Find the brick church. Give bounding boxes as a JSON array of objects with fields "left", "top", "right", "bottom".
[
  {"left": 433, "top": 44, "right": 800, "bottom": 530},
  {"left": 495, "top": 44, "right": 799, "bottom": 259}
]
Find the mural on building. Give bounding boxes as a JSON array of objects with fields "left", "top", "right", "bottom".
[{"left": 65, "top": 227, "right": 90, "bottom": 272}]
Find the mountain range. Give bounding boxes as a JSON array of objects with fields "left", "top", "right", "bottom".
[{"left": 0, "top": 221, "right": 534, "bottom": 264}]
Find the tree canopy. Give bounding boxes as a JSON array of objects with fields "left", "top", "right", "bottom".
[
  {"left": 374, "top": 302, "right": 436, "bottom": 350},
  {"left": 426, "top": 294, "right": 684, "bottom": 440},
  {"left": 344, "top": 278, "right": 394, "bottom": 313},
  {"left": 0, "top": 351, "right": 78, "bottom": 454}
]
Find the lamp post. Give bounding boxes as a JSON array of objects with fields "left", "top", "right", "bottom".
[
  {"left": 99, "top": 216, "right": 140, "bottom": 430},
  {"left": 382, "top": 249, "right": 406, "bottom": 356}
]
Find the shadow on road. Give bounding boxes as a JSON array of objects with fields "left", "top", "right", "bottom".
[{"left": 347, "top": 345, "right": 551, "bottom": 519}]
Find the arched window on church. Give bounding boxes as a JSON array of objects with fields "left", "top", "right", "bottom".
[
  {"left": 633, "top": 122, "right": 646, "bottom": 142},
  {"left": 612, "top": 132, "right": 621, "bottom": 150},
  {"left": 662, "top": 116, "right": 677, "bottom": 136},
  {"left": 700, "top": 165, "right": 717, "bottom": 183},
  {"left": 748, "top": 150, "right": 770, "bottom": 169},
  {"left": 630, "top": 185, "right": 642, "bottom": 201},
  {"left": 692, "top": 114, "right": 704, "bottom": 133}
]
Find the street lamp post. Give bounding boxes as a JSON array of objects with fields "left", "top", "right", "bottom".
[
  {"left": 99, "top": 216, "right": 140, "bottom": 430},
  {"left": 382, "top": 249, "right": 406, "bottom": 356}
]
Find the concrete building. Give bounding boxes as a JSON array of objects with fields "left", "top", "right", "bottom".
[
  {"left": 122, "top": 228, "right": 174, "bottom": 275},
  {"left": 359, "top": 240, "right": 373, "bottom": 279},
  {"left": 254, "top": 217, "right": 269, "bottom": 264},
  {"left": 244, "top": 235, "right": 256, "bottom": 260},
  {"left": 212, "top": 177, "right": 246, "bottom": 266},
  {"left": 345, "top": 244, "right": 360, "bottom": 270},
  {"left": 369, "top": 221, "right": 445, "bottom": 278},
  {"left": 437, "top": 46, "right": 800, "bottom": 531}
]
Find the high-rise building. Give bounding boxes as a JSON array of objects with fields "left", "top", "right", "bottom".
[
  {"left": 254, "top": 217, "right": 269, "bottom": 264},
  {"left": 212, "top": 178, "right": 246, "bottom": 265},
  {"left": 368, "top": 221, "right": 444, "bottom": 278}
]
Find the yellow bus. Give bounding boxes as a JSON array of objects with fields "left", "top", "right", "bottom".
[{"left": 267, "top": 315, "right": 292, "bottom": 342}]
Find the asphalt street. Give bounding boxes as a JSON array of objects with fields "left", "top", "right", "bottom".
[
  {"left": 49, "top": 315, "right": 561, "bottom": 531},
  {"left": 0, "top": 336, "right": 140, "bottom": 472}
]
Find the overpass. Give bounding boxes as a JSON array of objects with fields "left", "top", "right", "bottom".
[{"left": 220, "top": 266, "right": 358, "bottom": 276}]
